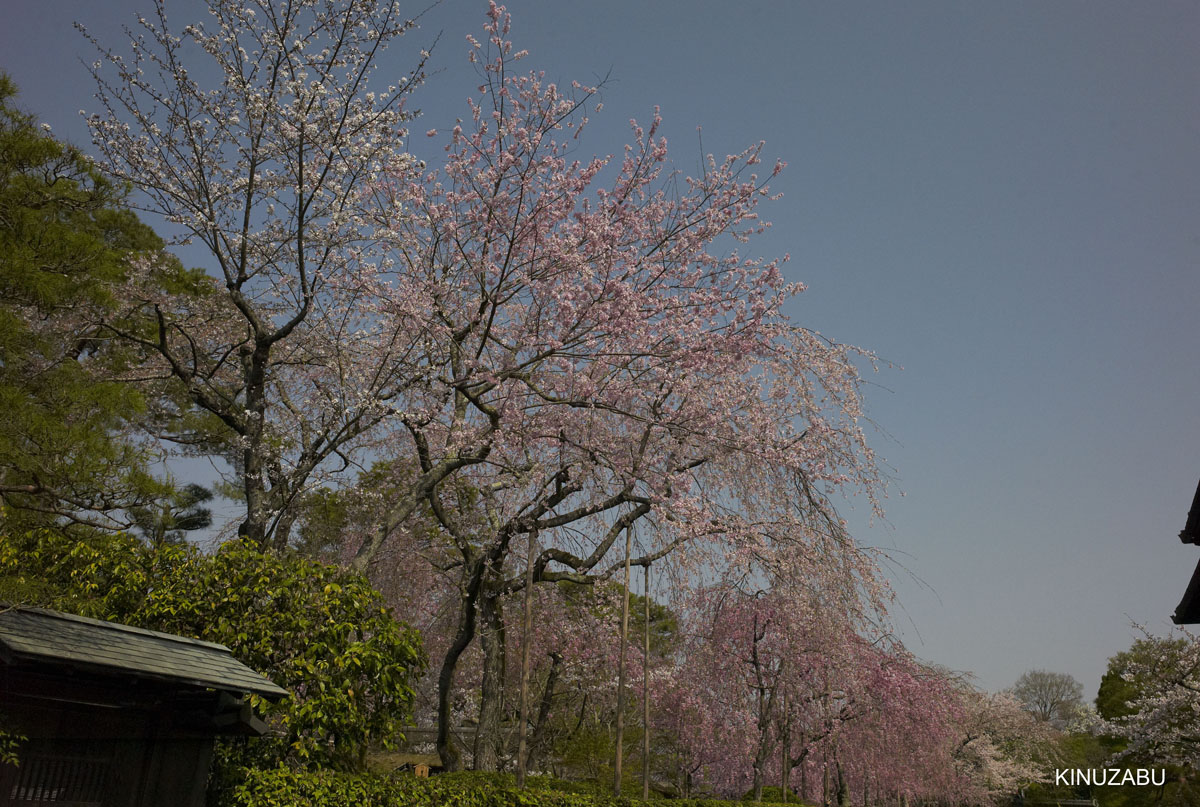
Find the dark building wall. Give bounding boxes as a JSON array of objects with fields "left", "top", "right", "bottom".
[{"left": 1, "top": 669, "right": 216, "bottom": 807}]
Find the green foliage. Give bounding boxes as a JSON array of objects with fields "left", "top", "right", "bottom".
[
  {"left": 630, "top": 589, "right": 680, "bottom": 660},
  {"left": 228, "top": 768, "right": 803, "bottom": 807},
  {"left": 1023, "top": 729, "right": 1192, "bottom": 807},
  {"left": 231, "top": 767, "right": 396, "bottom": 807},
  {"left": 0, "top": 527, "right": 148, "bottom": 613},
  {"left": 0, "top": 736, "right": 19, "bottom": 767},
  {"left": 1096, "top": 665, "right": 1141, "bottom": 725},
  {"left": 127, "top": 482, "right": 214, "bottom": 547},
  {"left": 0, "top": 74, "right": 168, "bottom": 529},
  {"left": 0, "top": 531, "right": 425, "bottom": 776},
  {"left": 290, "top": 460, "right": 449, "bottom": 563},
  {"left": 555, "top": 723, "right": 616, "bottom": 783},
  {"left": 1021, "top": 732, "right": 1108, "bottom": 805},
  {"left": 0, "top": 707, "right": 23, "bottom": 768},
  {"left": 0, "top": 75, "right": 157, "bottom": 310},
  {"left": 142, "top": 539, "right": 426, "bottom": 771},
  {"left": 740, "top": 787, "right": 811, "bottom": 804},
  {"left": 551, "top": 579, "right": 678, "bottom": 660},
  {"left": 291, "top": 486, "right": 353, "bottom": 562}
]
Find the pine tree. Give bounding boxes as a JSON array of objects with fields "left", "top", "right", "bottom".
[{"left": 0, "top": 75, "right": 166, "bottom": 530}]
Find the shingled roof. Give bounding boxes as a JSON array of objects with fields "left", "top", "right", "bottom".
[{"left": 0, "top": 606, "right": 287, "bottom": 699}]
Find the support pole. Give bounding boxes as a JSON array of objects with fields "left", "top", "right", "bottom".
[
  {"left": 516, "top": 528, "right": 537, "bottom": 787},
  {"left": 613, "top": 523, "right": 632, "bottom": 797},
  {"left": 642, "top": 561, "right": 651, "bottom": 800},
  {"left": 782, "top": 688, "right": 789, "bottom": 803}
]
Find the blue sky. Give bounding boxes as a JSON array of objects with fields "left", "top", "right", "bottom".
[{"left": 3, "top": 0, "right": 1198, "bottom": 699}]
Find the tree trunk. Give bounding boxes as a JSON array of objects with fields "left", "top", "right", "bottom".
[
  {"left": 749, "top": 613, "right": 775, "bottom": 804},
  {"left": 436, "top": 558, "right": 485, "bottom": 771},
  {"left": 269, "top": 505, "right": 297, "bottom": 553},
  {"left": 836, "top": 760, "right": 850, "bottom": 807},
  {"left": 239, "top": 350, "right": 270, "bottom": 548},
  {"left": 525, "top": 651, "right": 562, "bottom": 773},
  {"left": 474, "top": 581, "right": 506, "bottom": 771},
  {"left": 238, "top": 462, "right": 268, "bottom": 547}
]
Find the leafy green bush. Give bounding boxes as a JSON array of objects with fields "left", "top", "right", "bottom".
[
  {"left": 229, "top": 768, "right": 809, "bottom": 807},
  {"left": 740, "top": 787, "right": 812, "bottom": 805},
  {"left": 135, "top": 538, "right": 425, "bottom": 771},
  {"left": 230, "top": 767, "right": 394, "bottom": 807}
]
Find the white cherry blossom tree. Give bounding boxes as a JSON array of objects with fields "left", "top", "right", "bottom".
[
  {"left": 81, "top": 0, "right": 430, "bottom": 548},
  {"left": 1104, "top": 627, "right": 1200, "bottom": 767}
]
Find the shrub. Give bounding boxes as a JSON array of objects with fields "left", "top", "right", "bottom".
[{"left": 228, "top": 768, "right": 811, "bottom": 807}]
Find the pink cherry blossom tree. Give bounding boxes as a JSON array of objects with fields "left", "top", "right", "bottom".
[
  {"left": 661, "top": 580, "right": 975, "bottom": 803},
  {"left": 344, "top": 2, "right": 889, "bottom": 770},
  {"left": 80, "top": 0, "right": 431, "bottom": 549},
  {"left": 825, "top": 656, "right": 965, "bottom": 806}
]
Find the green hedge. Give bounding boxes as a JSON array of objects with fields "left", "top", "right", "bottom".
[{"left": 228, "top": 769, "right": 812, "bottom": 807}]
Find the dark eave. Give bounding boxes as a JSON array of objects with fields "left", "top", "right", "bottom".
[
  {"left": 1173, "top": 559, "right": 1200, "bottom": 625},
  {"left": 1173, "top": 478, "right": 1200, "bottom": 624},
  {"left": 1181, "top": 478, "right": 1200, "bottom": 546}
]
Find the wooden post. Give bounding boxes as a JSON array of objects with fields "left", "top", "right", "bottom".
[
  {"left": 613, "top": 523, "right": 632, "bottom": 797},
  {"left": 781, "top": 688, "right": 788, "bottom": 803},
  {"left": 516, "top": 529, "right": 537, "bottom": 788},
  {"left": 642, "top": 561, "right": 651, "bottom": 800},
  {"left": 823, "top": 751, "right": 830, "bottom": 807}
]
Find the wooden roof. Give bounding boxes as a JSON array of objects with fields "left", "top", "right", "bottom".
[
  {"left": 1181, "top": 478, "right": 1200, "bottom": 546},
  {"left": 1173, "top": 564, "right": 1200, "bottom": 624},
  {"left": 0, "top": 606, "right": 287, "bottom": 699},
  {"left": 1173, "top": 479, "right": 1200, "bottom": 624}
]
